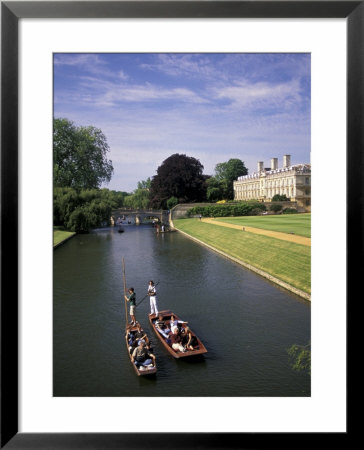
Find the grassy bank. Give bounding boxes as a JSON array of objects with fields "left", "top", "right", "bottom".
[
  {"left": 174, "top": 218, "right": 311, "bottom": 296},
  {"left": 53, "top": 227, "right": 76, "bottom": 247},
  {"left": 210, "top": 213, "right": 311, "bottom": 237}
]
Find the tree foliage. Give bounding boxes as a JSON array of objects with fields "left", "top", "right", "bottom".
[
  {"left": 54, "top": 118, "right": 114, "bottom": 189},
  {"left": 137, "top": 178, "right": 152, "bottom": 190},
  {"left": 54, "top": 187, "right": 126, "bottom": 232},
  {"left": 166, "top": 196, "right": 179, "bottom": 210},
  {"left": 282, "top": 208, "right": 298, "bottom": 214},
  {"left": 270, "top": 203, "right": 283, "bottom": 213},
  {"left": 214, "top": 158, "right": 248, "bottom": 200},
  {"left": 149, "top": 154, "right": 207, "bottom": 208},
  {"left": 287, "top": 343, "right": 311, "bottom": 375},
  {"left": 206, "top": 177, "right": 225, "bottom": 202},
  {"left": 123, "top": 179, "right": 151, "bottom": 209}
]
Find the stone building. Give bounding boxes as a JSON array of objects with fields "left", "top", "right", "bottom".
[{"left": 233, "top": 155, "right": 311, "bottom": 211}]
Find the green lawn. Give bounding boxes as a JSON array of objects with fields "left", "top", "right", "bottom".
[
  {"left": 174, "top": 218, "right": 311, "bottom": 295},
  {"left": 212, "top": 213, "right": 311, "bottom": 237},
  {"left": 53, "top": 227, "right": 76, "bottom": 247}
]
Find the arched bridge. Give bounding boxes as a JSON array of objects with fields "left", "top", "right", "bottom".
[{"left": 111, "top": 208, "right": 170, "bottom": 226}]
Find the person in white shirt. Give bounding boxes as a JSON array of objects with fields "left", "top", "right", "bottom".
[
  {"left": 169, "top": 315, "right": 188, "bottom": 333},
  {"left": 148, "top": 280, "right": 158, "bottom": 317}
]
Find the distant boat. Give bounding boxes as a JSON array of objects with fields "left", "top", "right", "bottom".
[{"left": 149, "top": 310, "right": 207, "bottom": 358}]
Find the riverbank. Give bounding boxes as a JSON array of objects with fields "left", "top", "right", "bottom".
[
  {"left": 53, "top": 228, "right": 76, "bottom": 248},
  {"left": 172, "top": 218, "right": 311, "bottom": 301}
]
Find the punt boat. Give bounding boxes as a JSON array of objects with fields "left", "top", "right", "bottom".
[
  {"left": 125, "top": 323, "right": 157, "bottom": 376},
  {"left": 148, "top": 309, "right": 207, "bottom": 358}
]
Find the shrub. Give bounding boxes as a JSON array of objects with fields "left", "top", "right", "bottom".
[
  {"left": 288, "top": 344, "right": 311, "bottom": 375},
  {"left": 283, "top": 208, "right": 298, "bottom": 214},
  {"left": 270, "top": 204, "right": 283, "bottom": 213},
  {"left": 272, "top": 194, "right": 289, "bottom": 202}
]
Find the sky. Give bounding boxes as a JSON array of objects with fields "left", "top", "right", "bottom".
[{"left": 53, "top": 53, "right": 311, "bottom": 193}]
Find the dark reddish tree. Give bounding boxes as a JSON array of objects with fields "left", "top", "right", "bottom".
[{"left": 149, "top": 153, "right": 207, "bottom": 208}]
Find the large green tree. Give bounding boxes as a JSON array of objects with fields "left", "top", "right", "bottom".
[
  {"left": 206, "top": 176, "right": 224, "bottom": 202},
  {"left": 149, "top": 154, "right": 207, "bottom": 208},
  {"left": 214, "top": 158, "right": 248, "bottom": 199},
  {"left": 54, "top": 118, "right": 114, "bottom": 189}
]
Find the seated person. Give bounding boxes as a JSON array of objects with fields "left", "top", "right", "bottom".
[
  {"left": 155, "top": 314, "right": 166, "bottom": 329},
  {"left": 169, "top": 315, "right": 188, "bottom": 333},
  {"left": 155, "top": 314, "right": 171, "bottom": 339},
  {"left": 170, "top": 327, "right": 186, "bottom": 353},
  {"left": 182, "top": 327, "right": 198, "bottom": 351},
  {"left": 128, "top": 324, "right": 147, "bottom": 350},
  {"left": 131, "top": 341, "right": 156, "bottom": 368}
]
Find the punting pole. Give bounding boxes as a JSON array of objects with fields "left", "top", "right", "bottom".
[{"left": 122, "top": 257, "right": 128, "bottom": 329}]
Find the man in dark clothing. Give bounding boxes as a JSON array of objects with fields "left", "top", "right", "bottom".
[
  {"left": 128, "top": 324, "right": 147, "bottom": 350},
  {"left": 131, "top": 341, "right": 155, "bottom": 368}
]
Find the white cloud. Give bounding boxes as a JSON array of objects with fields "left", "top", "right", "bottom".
[{"left": 212, "top": 79, "right": 303, "bottom": 111}]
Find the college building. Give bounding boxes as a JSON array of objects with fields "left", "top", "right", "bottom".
[{"left": 233, "top": 155, "right": 311, "bottom": 212}]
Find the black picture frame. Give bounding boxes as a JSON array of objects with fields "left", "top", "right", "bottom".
[{"left": 1, "top": 1, "right": 357, "bottom": 448}]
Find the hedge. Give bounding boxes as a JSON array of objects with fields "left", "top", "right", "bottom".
[
  {"left": 187, "top": 202, "right": 266, "bottom": 217},
  {"left": 282, "top": 208, "right": 298, "bottom": 214}
]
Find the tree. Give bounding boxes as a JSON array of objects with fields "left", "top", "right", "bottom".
[
  {"left": 54, "top": 118, "right": 114, "bottom": 189},
  {"left": 214, "top": 158, "right": 248, "bottom": 199},
  {"left": 54, "top": 187, "right": 81, "bottom": 226},
  {"left": 137, "top": 178, "right": 152, "bottom": 190},
  {"left": 149, "top": 154, "right": 207, "bottom": 208},
  {"left": 206, "top": 176, "right": 225, "bottom": 202},
  {"left": 54, "top": 187, "right": 126, "bottom": 232},
  {"left": 124, "top": 179, "right": 151, "bottom": 209},
  {"left": 99, "top": 189, "right": 128, "bottom": 208}
]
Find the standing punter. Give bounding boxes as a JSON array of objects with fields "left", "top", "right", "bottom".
[
  {"left": 125, "top": 287, "right": 137, "bottom": 326},
  {"left": 148, "top": 280, "right": 158, "bottom": 317}
]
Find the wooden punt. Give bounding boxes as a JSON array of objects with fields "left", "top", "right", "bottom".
[
  {"left": 148, "top": 310, "right": 207, "bottom": 358},
  {"left": 125, "top": 323, "right": 157, "bottom": 376}
]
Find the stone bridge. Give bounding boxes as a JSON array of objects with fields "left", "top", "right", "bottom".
[{"left": 111, "top": 208, "right": 170, "bottom": 226}]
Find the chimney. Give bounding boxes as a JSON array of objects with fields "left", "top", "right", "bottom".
[
  {"left": 271, "top": 158, "right": 278, "bottom": 170},
  {"left": 283, "top": 154, "right": 291, "bottom": 168},
  {"left": 257, "top": 161, "right": 264, "bottom": 172}
]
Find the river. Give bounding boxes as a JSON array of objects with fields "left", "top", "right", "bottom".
[{"left": 54, "top": 224, "right": 310, "bottom": 397}]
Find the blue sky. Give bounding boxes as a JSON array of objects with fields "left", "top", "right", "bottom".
[{"left": 54, "top": 53, "right": 311, "bottom": 192}]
